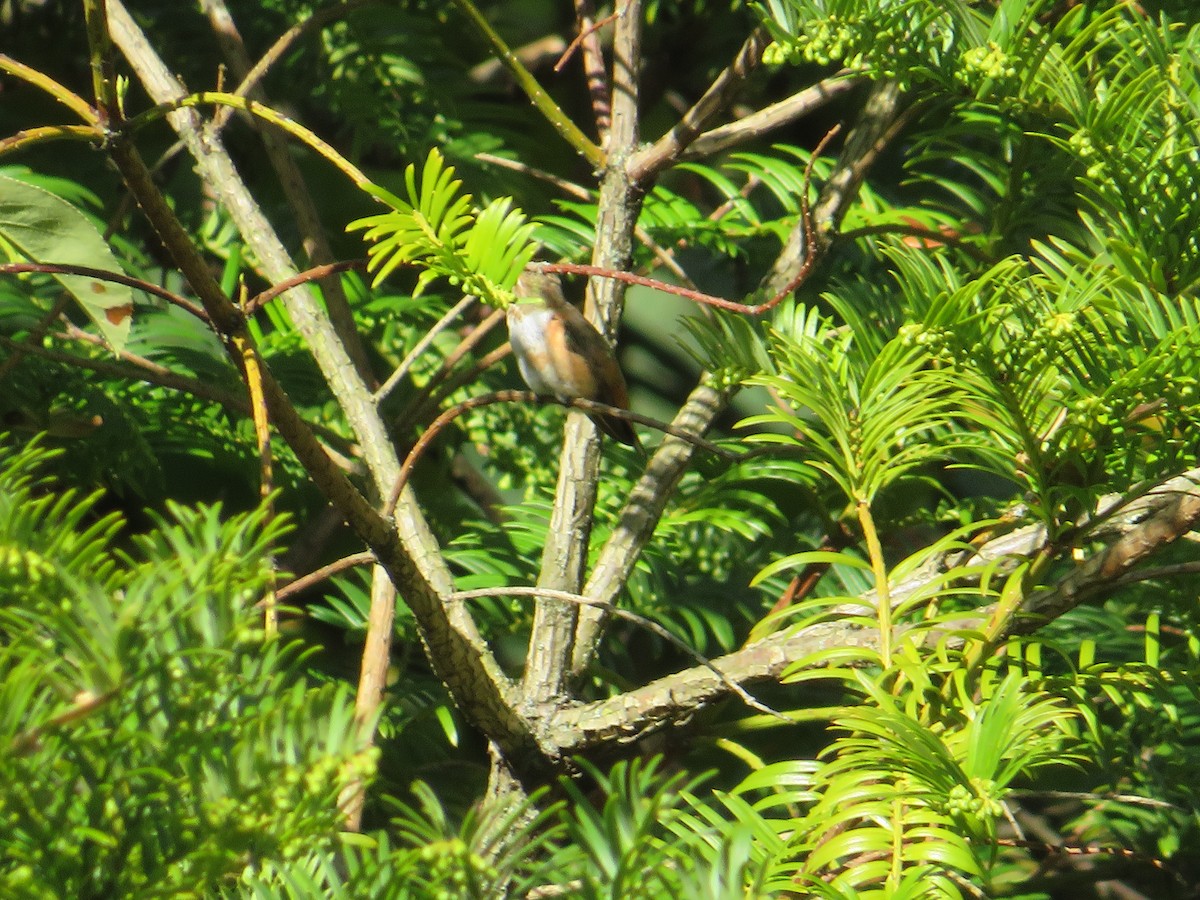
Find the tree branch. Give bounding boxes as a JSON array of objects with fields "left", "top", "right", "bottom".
[
  {"left": 682, "top": 74, "right": 860, "bottom": 159},
  {"left": 760, "top": 79, "right": 906, "bottom": 299},
  {"left": 0, "top": 53, "right": 98, "bottom": 124},
  {"left": 200, "top": 0, "right": 376, "bottom": 384},
  {"left": 628, "top": 27, "right": 770, "bottom": 184},
  {"left": 519, "top": 0, "right": 645, "bottom": 708},
  {"left": 570, "top": 380, "right": 734, "bottom": 678},
  {"left": 553, "top": 468, "right": 1200, "bottom": 752},
  {"left": 569, "top": 0, "right": 612, "bottom": 141},
  {"left": 449, "top": 0, "right": 604, "bottom": 169},
  {"left": 0, "top": 261, "right": 206, "bottom": 319},
  {"left": 1016, "top": 473, "right": 1200, "bottom": 632},
  {"left": 453, "top": 586, "right": 789, "bottom": 722},
  {"left": 105, "top": 0, "right": 527, "bottom": 773}
]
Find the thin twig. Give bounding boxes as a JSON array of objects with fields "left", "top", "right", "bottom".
[
  {"left": 838, "top": 222, "right": 993, "bottom": 264},
  {"left": 1008, "top": 789, "right": 1178, "bottom": 810},
  {"left": 401, "top": 307, "right": 507, "bottom": 423},
  {"left": 629, "top": 27, "right": 770, "bottom": 183},
  {"left": 563, "top": 2, "right": 615, "bottom": 138},
  {"left": 0, "top": 124, "right": 102, "bottom": 157},
  {"left": 1110, "top": 560, "right": 1200, "bottom": 588},
  {"left": 279, "top": 550, "right": 378, "bottom": 600},
  {"left": 413, "top": 343, "right": 511, "bottom": 426},
  {"left": 535, "top": 123, "right": 840, "bottom": 316},
  {"left": 682, "top": 74, "right": 859, "bottom": 160},
  {"left": 0, "top": 54, "right": 99, "bottom": 125},
  {"left": 995, "top": 837, "right": 1169, "bottom": 871},
  {"left": 45, "top": 323, "right": 360, "bottom": 463},
  {"left": 707, "top": 172, "right": 761, "bottom": 225},
  {"left": 376, "top": 295, "right": 477, "bottom": 403},
  {"left": 11, "top": 689, "right": 118, "bottom": 756},
  {"left": 0, "top": 261, "right": 207, "bottom": 320},
  {"left": 123, "top": 91, "right": 372, "bottom": 188},
  {"left": 448, "top": 0, "right": 605, "bottom": 168},
  {"left": 4, "top": 330, "right": 245, "bottom": 411},
  {"left": 555, "top": 8, "right": 618, "bottom": 73},
  {"left": 245, "top": 260, "right": 367, "bottom": 316},
  {"left": 450, "top": 586, "right": 792, "bottom": 722},
  {"left": 475, "top": 151, "right": 592, "bottom": 199},
  {"left": 473, "top": 152, "right": 697, "bottom": 287},
  {"left": 0, "top": 294, "right": 73, "bottom": 381},
  {"left": 385, "top": 389, "right": 743, "bottom": 517},
  {"left": 234, "top": 282, "right": 278, "bottom": 634},
  {"left": 213, "top": 0, "right": 382, "bottom": 130}
]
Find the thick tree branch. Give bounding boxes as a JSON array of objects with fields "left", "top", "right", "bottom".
[
  {"left": 552, "top": 469, "right": 1200, "bottom": 752},
  {"left": 682, "top": 74, "right": 860, "bottom": 160},
  {"left": 101, "top": 131, "right": 528, "bottom": 751},
  {"left": 519, "top": 1, "right": 645, "bottom": 706},
  {"left": 104, "top": 0, "right": 526, "bottom": 771},
  {"left": 566, "top": 85, "right": 878, "bottom": 678},
  {"left": 628, "top": 27, "right": 770, "bottom": 184},
  {"left": 200, "top": 0, "right": 375, "bottom": 385},
  {"left": 570, "top": 381, "right": 734, "bottom": 677},
  {"left": 1016, "top": 473, "right": 1200, "bottom": 631}
]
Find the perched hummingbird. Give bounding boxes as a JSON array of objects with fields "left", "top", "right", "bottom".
[{"left": 507, "top": 269, "right": 643, "bottom": 451}]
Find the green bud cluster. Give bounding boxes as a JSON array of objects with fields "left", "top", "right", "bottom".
[
  {"left": 959, "top": 42, "right": 1017, "bottom": 83},
  {"left": 762, "top": 16, "right": 860, "bottom": 68},
  {"left": 417, "top": 838, "right": 499, "bottom": 900},
  {"left": 0, "top": 545, "right": 55, "bottom": 586},
  {"left": 944, "top": 778, "right": 1003, "bottom": 818}
]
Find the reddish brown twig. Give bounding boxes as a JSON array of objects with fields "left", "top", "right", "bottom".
[
  {"left": 384, "top": 389, "right": 743, "bottom": 518},
  {"left": 0, "top": 261, "right": 206, "bottom": 320},
  {"left": 536, "top": 123, "right": 841, "bottom": 316},
  {"left": 278, "top": 550, "right": 378, "bottom": 600},
  {"left": 555, "top": 8, "right": 620, "bottom": 73},
  {"left": 244, "top": 259, "right": 367, "bottom": 315}
]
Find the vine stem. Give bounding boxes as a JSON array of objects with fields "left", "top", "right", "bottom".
[
  {"left": 448, "top": 0, "right": 605, "bottom": 168},
  {"left": 123, "top": 91, "right": 371, "bottom": 187},
  {"left": 857, "top": 499, "right": 892, "bottom": 668},
  {"left": 233, "top": 323, "right": 277, "bottom": 635}
]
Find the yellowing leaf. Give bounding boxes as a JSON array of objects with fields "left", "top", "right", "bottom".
[{"left": 0, "top": 173, "right": 133, "bottom": 353}]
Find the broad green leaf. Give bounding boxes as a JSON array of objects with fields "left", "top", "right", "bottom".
[{"left": 0, "top": 173, "right": 132, "bottom": 353}]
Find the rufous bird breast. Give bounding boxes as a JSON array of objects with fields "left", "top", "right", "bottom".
[{"left": 507, "top": 271, "right": 642, "bottom": 450}]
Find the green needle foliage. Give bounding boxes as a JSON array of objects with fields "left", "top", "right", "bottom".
[
  {"left": 0, "top": 439, "right": 374, "bottom": 898},
  {"left": 349, "top": 149, "right": 539, "bottom": 304},
  {"left": 4, "top": 0, "right": 1200, "bottom": 897}
]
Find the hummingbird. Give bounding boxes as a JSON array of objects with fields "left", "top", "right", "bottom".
[{"left": 507, "top": 269, "right": 643, "bottom": 452}]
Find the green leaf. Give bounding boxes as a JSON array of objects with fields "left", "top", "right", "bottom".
[
  {"left": 0, "top": 173, "right": 132, "bottom": 353},
  {"left": 752, "top": 549, "right": 872, "bottom": 587},
  {"left": 348, "top": 149, "right": 540, "bottom": 305}
]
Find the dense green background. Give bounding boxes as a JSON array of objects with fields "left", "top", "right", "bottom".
[{"left": 3, "top": 1, "right": 1200, "bottom": 896}]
